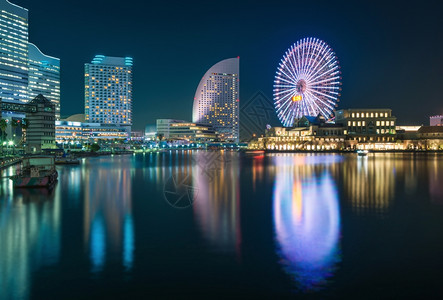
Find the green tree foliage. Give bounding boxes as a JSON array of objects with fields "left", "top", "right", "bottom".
[{"left": 90, "top": 143, "right": 101, "bottom": 152}]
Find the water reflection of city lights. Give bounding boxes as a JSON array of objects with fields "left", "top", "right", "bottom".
[
  {"left": 0, "top": 165, "right": 61, "bottom": 299},
  {"left": 342, "top": 155, "right": 395, "bottom": 216},
  {"left": 193, "top": 151, "right": 242, "bottom": 255},
  {"left": 273, "top": 156, "right": 341, "bottom": 292},
  {"left": 429, "top": 155, "right": 443, "bottom": 205},
  {"left": 83, "top": 157, "right": 134, "bottom": 273}
]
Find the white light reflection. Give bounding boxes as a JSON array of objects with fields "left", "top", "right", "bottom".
[{"left": 273, "top": 155, "right": 341, "bottom": 291}]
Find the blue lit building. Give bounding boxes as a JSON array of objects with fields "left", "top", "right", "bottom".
[
  {"left": 0, "top": 0, "right": 29, "bottom": 103},
  {"left": 0, "top": 0, "right": 60, "bottom": 119},
  {"left": 85, "top": 55, "right": 133, "bottom": 133},
  {"left": 28, "top": 43, "right": 61, "bottom": 119}
]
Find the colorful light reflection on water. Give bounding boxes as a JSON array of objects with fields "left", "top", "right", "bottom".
[{"left": 272, "top": 155, "right": 341, "bottom": 291}]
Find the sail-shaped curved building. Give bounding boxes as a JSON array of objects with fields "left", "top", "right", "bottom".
[
  {"left": 28, "top": 43, "right": 61, "bottom": 120},
  {"left": 192, "top": 58, "right": 239, "bottom": 142}
]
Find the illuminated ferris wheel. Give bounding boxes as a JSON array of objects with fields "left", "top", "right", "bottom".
[{"left": 273, "top": 38, "right": 341, "bottom": 127}]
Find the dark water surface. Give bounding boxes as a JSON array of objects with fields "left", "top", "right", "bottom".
[{"left": 1, "top": 152, "right": 443, "bottom": 299}]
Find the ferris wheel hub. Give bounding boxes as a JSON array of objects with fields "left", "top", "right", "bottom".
[{"left": 296, "top": 79, "right": 307, "bottom": 93}]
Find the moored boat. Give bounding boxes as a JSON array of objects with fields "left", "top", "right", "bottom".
[
  {"left": 55, "top": 156, "right": 80, "bottom": 165},
  {"left": 357, "top": 149, "right": 369, "bottom": 156},
  {"left": 10, "top": 156, "right": 58, "bottom": 188}
]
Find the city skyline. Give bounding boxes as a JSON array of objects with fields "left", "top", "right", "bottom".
[
  {"left": 2, "top": 1, "right": 443, "bottom": 298},
  {"left": 9, "top": 0, "right": 443, "bottom": 131}
]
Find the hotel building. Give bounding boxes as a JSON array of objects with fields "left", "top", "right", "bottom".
[
  {"left": 28, "top": 43, "right": 60, "bottom": 119},
  {"left": 85, "top": 55, "right": 133, "bottom": 132},
  {"left": 192, "top": 58, "right": 239, "bottom": 142}
]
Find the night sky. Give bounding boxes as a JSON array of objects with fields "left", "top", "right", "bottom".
[{"left": 14, "top": 0, "right": 443, "bottom": 130}]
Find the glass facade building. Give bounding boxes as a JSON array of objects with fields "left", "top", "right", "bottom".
[
  {"left": 156, "top": 119, "right": 216, "bottom": 142},
  {"left": 85, "top": 55, "right": 133, "bottom": 131},
  {"left": 192, "top": 58, "right": 239, "bottom": 142},
  {"left": 28, "top": 43, "right": 60, "bottom": 119},
  {"left": 0, "top": 0, "right": 29, "bottom": 103},
  {"left": 55, "top": 121, "right": 129, "bottom": 144},
  {"left": 0, "top": 0, "right": 60, "bottom": 119}
]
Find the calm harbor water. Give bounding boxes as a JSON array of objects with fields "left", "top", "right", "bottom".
[{"left": 1, "top": 151, "right": 443, "bottom": 299}]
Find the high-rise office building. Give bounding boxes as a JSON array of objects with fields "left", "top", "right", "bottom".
[
  {"left": 28, "top": 43, "right": 60, "bottom": 119},
  {"left": 0, "top": 0, "right": 60, "bottom": 119},
  {"left": 85, "top": 55, "right": 133, "bottom": 132},
  {"left": 0, "top": 0, "right": 29, "bottom": 103},
  {"left": 192, "top": 58, "right": 239, "bottom": 142}
]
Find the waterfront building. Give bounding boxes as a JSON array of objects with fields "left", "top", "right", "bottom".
[
  {"left": 156, "top": 119, "right": 181, "bottom": 139},
  {"left": 83, "top": 123, "right": 128, "bottom": 142},
  {"left": 144, "top": 124, "right": 156, "bottom": 140},
  {"left": 417, "top": 126, "right": 443, "bottom": 150},
  {"left": 249, "top": 108, "right": 406, "bottom": 151},
  {"left": 335, "top": 109, "right": 397, "bottom": 143},
  {"left": 192, "top": 58, "right": 239, "bottom": 142},
  {"left": 130, "top": 131, "right": 144, "bottom": 142},
  {"left": 85, "top": 55, "right": 133, "bottom": 133},
  {"left": 28, "top": 43, "right": 60, "bottom": 119},
  {"left": 430, "top": 115, "right": 443, "bottom": 126},
  {"left": 156, "top": 119, "right": 217, "bottom": 142},
  {"left": 250, "top": 116, "right": 346, "bottom": 151},
  {"left": 26, "top": 94, "right": 56, "bottom": 152},
  {"left": 55, "top": 118, "right": 128, "bottom": 145},
  {"left": 55, "top": 120, "right": 83, "bottom": 144},
  {"left": 0, "top": 0, "right": 29, "bottom": 103}
]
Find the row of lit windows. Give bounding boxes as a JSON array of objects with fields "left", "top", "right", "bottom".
[
  {"left": 350, "top": 112, "right": 390, "bottom": 118},
  {"left": 348, "top": 121, "right": 395, "bottom": 127}
]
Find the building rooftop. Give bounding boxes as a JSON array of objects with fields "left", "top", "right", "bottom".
[
  {"left": 418, "top": 126, "right": 443, "bottom": 134},
  {"left": 65, "top": 114, "right": 85, "bottom": 123},
  {"left": 88, "top": 55, "right": 133, "bottom": 67},
  {"left": 28, "top": 94, "right": 53, "bottom": 107}
]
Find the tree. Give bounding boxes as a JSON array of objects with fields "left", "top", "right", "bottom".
[
  {"left": 90, "top": 143, "right": 100, "bottom": 152},
  {"left": 0, "top": 119, "right": 7, "bottom": 155}
]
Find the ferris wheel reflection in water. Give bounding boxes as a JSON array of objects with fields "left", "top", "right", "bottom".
[{"left": 272, "top": 155, "right": 341, "bottom": 292}]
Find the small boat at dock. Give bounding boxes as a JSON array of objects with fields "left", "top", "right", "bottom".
[
  {"left": 10, "top": 156, "right": 58, "bottom": 188},
  {"left": 55, "top": 156, "right": 80, "bottom": 165},
  {"left": 357, "top": 150, "right": 369, "bottom": 156}
]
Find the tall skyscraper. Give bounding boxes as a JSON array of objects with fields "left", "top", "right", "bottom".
[
  {"left": 0, "top": 0, "right": 29, "bottom": 103},
  {"left": 0, "top": 0, "right": 60, "bottom": 119},
  {"left": 85, "top": 55, "right": 133, "bottom": 131},
  {"left": 28, "top": 43, "right": 61, "bottom": 119},
  {"left": 192, "top": 58, "right": 239, "bottom": 142}
]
